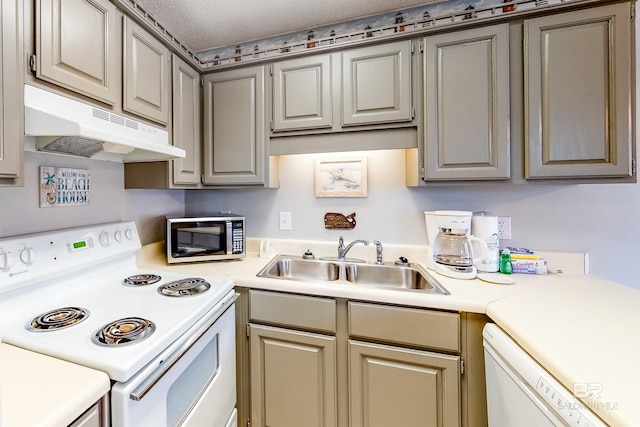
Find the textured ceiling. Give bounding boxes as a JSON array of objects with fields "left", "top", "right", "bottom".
[{"left": 133, "top": 0, "right": 442, "bottom": 52}]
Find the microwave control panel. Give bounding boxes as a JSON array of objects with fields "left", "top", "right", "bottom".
[{"left": 231, "top": 221, "right": 244, "bottom": 254}]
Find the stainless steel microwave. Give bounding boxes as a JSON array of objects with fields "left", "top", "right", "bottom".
[{"left": 165, "top": 214, "right": 245, "bottom": 263}]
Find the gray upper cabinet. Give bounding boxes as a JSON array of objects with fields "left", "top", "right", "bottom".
[
  {"left": 0, "top": 0, "right": 22, "bottom": 182},
  {"left": 123, "top": 16, "right": 171, "bottom": 124},
  {"left": 423, "top": 24, "right": 510, "bottom": 181},
  {"left": 342, "top": 40, "right": 413, "bottom": 126},
  {"left": 172, "top": 54, "right": 201, "bottom": 186},
  {"left": 36, "top": 0, "right": 118, "bottom": 105},
  {"left": 272, "top": 55, "right": 332, "bottom": 131},
  {"left": 524, "top": 2, "right": 633, "bottom": 179},
  {"left": 202, "top": 66, "right": 268, "bottom": 186},
  {"left": 270, "top": 39, "right": 415, "bottom": 138}
]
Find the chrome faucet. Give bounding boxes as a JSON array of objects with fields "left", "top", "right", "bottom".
[
  {"left": 337, "top": 236, "right": 370, "bottom": 260},
  {"left": 373, "top": 240, "right": 383, "bottom": 264}
]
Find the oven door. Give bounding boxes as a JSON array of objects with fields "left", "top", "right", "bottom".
[{"left": 110, "top": 293, "right": 237, "bottom": 427}]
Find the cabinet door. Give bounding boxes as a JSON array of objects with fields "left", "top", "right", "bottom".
[
  {"left": 349, "top": 340, "right": 460, "bottom": 427},
  {"left": 342, "top": 40, "right": 413, "bottom": 126},
  {"left": 423, "top": 24, "right": 510, "bottom": 180},
  {"left": 525, "top": 3, "right": 632, "bottom": 179},
  {"left": 69, "top": 402, "right": 101, "bottom": 427},
  {"left": 36, "top": 0, "right": 118, "bottom": 105},
  {"left": 272, "top": 55, "right": 332, "bottom": 131},
  {"left": 0, "top": 0, "right": 22, "bottom": 179},
  {"left": 172, "top": 55, "right": 201, "bottom": 186},
  {"left": 202, "top": 66, "right": 266, "bottom": 185},
  {"left": 123, "top": 17, "right": 171, "bottom": 124},
  {"left": 249, "top": 324, "right": 337, "bottom": 427}
]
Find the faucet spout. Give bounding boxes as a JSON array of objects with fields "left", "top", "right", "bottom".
[{"left": 338, "top": 236, "right": 370, "bottom": 260}]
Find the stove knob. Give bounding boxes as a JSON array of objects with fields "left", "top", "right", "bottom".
[
  {"left": 20, "top": 247, "right": 36, "bottom": 265},
  {"left": 114, "top": 230, "right": 123, "bottom": 243},
  {"left": 99, "top": 231, "right": 112, "bottom": 247},
  {"left": 124, "top": 228, "right": 133, "bottom": 241},
  {"left": 0, "top": 251, "right": 15, "bottom": 270}
]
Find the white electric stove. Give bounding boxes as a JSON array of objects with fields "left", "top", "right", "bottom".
[{"left": 0, "top": 222, "right": 238, "bottom": 427}]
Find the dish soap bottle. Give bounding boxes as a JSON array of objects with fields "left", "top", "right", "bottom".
[{"left": 500, "top": 249, "right": 513, "bottom": 274}]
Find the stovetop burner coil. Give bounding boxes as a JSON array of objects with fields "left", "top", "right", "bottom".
[
  {"left": 92, "top": 317, "right": 156, "bottom": 346},
  {"left": 122, "top": 274, "right": 162, "bottom": 286},
  {"left": 27, "top": 307, "right": 90, "bottom": 331},
  {"left": 158, "top": 277, "right": 211, "bottom": 297}
]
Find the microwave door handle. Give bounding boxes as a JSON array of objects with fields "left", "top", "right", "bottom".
[{"left": 226, "top": 221, "right": 232, "bottom": 255}]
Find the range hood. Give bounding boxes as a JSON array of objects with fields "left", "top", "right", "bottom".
[{"left": 24, "top": 85, "right": 186, "bottom": 162}]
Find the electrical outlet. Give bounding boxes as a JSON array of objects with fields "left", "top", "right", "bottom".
[
  {"left": 498, "top": 216, "right": 511, "bottom": 240},
  {"left": 279, "top": 212, "right": 292, "bottom": 230}
]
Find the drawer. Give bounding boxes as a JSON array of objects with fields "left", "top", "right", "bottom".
[
  {"left": 249, "top": 290, "right": 336, "bottom": 334},
  {"left": 348, "top": 301, "right": 460, "bottom": 352}
]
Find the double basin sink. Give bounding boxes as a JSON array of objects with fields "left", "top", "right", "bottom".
[{"left": 257, "top": 254, "right": 450, "bottom": 295}]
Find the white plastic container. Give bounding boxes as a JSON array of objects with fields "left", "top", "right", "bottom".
[{"left": 471, "top": 212, "right": 500, "bottom": 273}]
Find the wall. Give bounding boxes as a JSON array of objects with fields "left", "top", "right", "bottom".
[
  {"left": 0, "top": 150, "right": 185, "bottom": 244},
  {"left": 185, "top": 150, "right": 640, "bottom": 290},
  {"left": 2, "top": 143, "right": 636, "bottom": 291}
]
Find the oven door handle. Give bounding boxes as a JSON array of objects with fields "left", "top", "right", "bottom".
[{"left": 129, "top": 291, "right": 238, "bottom": 401}]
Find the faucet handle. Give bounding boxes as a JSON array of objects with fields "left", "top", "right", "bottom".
[{"left": 373, "top": 240, "right": 383, "bottom": 264}]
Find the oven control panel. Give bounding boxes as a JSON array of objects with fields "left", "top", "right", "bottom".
[{"left": 0, "top": 221, "right": 141, "bottom": 294}]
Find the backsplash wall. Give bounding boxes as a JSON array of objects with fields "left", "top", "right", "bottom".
[
  {"left": 185, "top": 150, "right": 640, "bottom": 290},
  {"left": 0, "top": 150, "right": 185, "bottom": 243}
]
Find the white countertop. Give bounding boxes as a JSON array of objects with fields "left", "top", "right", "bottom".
[
  {"left": 9, "top": 239, "right": 615, "bottom": 426},
  {"left": 486, "top": 279, "right": 640, "bottom": 427},
  {"left": 136, "top": 241, "right": 566, "bottom": 313},
  {"left": 139, "top": 241, "right": 640, "bottom": 427},
  {"left": 1, "top": 343, "right": 110, "bottom": 427}
]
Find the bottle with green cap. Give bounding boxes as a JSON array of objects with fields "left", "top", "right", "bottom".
[{"left": 500, "top": 248, "right": 513, "bottom": 274}]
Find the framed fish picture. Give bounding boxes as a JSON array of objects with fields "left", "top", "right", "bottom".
[{"left": 315, "top": 156, "right": 367, "bottom": 198}]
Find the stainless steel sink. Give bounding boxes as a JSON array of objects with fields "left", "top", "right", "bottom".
[
  {"left": 344, "top": 263, "right": 448, "bottom": 294},
  {"left": 259, "top": 257, "right": 340, "bottom": 281},
  {"left": 257, "top": 255, "right": 449, "bottom": 295}
]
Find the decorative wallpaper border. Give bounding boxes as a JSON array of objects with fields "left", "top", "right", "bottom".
[
  {"left": 197, "top": 0, "right": 575, "bottom": 70},
  {"left": 119, "top": 0, "right": 584, "bottom": 71}
]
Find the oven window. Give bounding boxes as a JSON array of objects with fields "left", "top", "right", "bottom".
[{"left": 166, "top": 334, "right": 219, "bottom": 427}]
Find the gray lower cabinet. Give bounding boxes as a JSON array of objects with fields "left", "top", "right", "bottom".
[
  {"left": 238, "top": 289, "right": 482, "bottom": 427},
  {"left": 69, "top": 402, "right": 101, "bottom": 427},
  {"left": 203, "top": 66, "right": 273, "bottom": 186},
  {"left": 123, "top": 16, "right": 171, "bottom": 125},
  {"left": 524, "top": 2, "right": 633, "bottom": 179},
  {"left": 35, "top": 0, "right": 118, "bottom": 105},
  {"left": 0, "top": 0, "right": 22, "bottom": 183},
  {"left": 69, "top": 396, "right": 109, "bottom": 427},
  {"left": 422, "top": 24, "right": 510, "bottom": 180},
  {"left": 349, "top": 341, "right": 460, "bottom": 427},
  {"left": 249, "top": 324, "right": 338, "bottom": 427}
]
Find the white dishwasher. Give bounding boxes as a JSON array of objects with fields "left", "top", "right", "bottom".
[{"left": 483, "top": 323, "right": 607, "bottom": 427}]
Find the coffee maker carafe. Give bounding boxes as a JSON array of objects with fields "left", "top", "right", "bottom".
[{"left": 425, "top": 210, "right": 487, "bottom": 279}]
